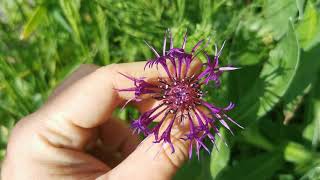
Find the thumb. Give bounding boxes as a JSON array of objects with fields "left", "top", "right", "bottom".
[{"left": 97, "top": 129, "right": 189, "bottom": 180}]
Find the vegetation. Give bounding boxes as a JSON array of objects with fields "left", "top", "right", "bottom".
[{"left": 1, "top": 0, "right": 320, "bottom": 179}]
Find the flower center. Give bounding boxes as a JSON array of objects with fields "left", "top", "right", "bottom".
[{"left": 158, "top": 78, "right": 203, "bottom": 110}]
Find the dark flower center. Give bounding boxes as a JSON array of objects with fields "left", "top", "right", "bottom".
[{"left": 158, "top": 77, "right": 203, "bottom": 111}]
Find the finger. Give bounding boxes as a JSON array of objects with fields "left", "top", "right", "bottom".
[
  {"left": 36, "top": 61, "right": 168, "bottom": 151},
  {"left": 49, "top": 64, "right": 99, "bottom": 100},
  {"left": 48, "top": 64, "right": 141, "bottom": 164},
  {"left": 3, "top": 113, "right": 110, "bottom": 180},
  {"left": 48, "top": 64, "right": 140, "bottom": 158},
  {"left": 89, "top": 117, "right": 140, "bottom": 167},
  {"left": 99, "top": 117, "right": 140, "bottom": 158},
  {"left": 41, "top": 61, "right": 167, "bottom": 127},
  {"left": 97, "top": 121, "right": 190, "bottom": 180}
]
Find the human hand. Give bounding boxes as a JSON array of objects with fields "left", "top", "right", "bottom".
[{"left": 1, "top": 61, "right": 199, "bottom": 180}]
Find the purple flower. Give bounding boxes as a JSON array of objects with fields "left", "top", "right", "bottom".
[
  {"left": 118, "top": 31, "right": 243, "bottom": 159},
  {"left": 198, "top": 41, "right": 240, "bottom": 86}
]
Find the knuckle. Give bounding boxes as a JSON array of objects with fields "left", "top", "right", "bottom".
[
  {"left": 95, "top": 63, "right": 123, "bottom": 89},
  {"left": 97, "top": 63, "right": 120, "bottom": 75},
  {"left": 2, "top": 116, "right": 33, "bottom": 162}
]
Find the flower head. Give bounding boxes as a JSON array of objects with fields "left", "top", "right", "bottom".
[{"left": 118, "top": 30, "right": 243, "bottom": 159}]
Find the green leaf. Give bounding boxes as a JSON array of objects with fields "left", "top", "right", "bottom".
[
  {"left": 52, "top": 9, "right": 72, "bottom": 33},
  {"left": 259, "top": 118, "right": 303, "bottom": 145},
  {"left": 234, "top": 20, "right": 300, "bottom": 125},
  {"left": 311, "top": 85, "right": 320, "bottom": 148},
  {"left": 20, "top": 6, "right": 47, "bottom": 40},
  {"left": 59, "top": 0, "right": 82, "bottom": 43},
  {"left": 210, "top": 129, "right": 230, "bottom": 179},
  {"left": 284, "top": 142, "right": 314, "bottom": 165},
  {"left": 297, "top": 1, "right": 320, "bottom": 50},
  {"left": 284, "top": 142, "right": 320, "bottom": 174},
  {"left": 303, "top": 75, "right": 320, "bottom": 147},
  {"left": 257, "top": 21, "right": 300, "bottom": 117},
  {"left": 260, "top": 0, "right": 298, "bottom": 40},
  {"left": 279, "top": 174, "right": 295, "bottom": 180},
  {"left": 95, "top": 5, "right": 110, "bottom": 64},
  {"left": 296, "top": 0, "right": 306, "bottom": 19},
  {"left": 240, "top": 123, "right": 274, "bottom": 151},
  {"left": 174, "top": 152, "right": 211, "bottom": 180},
  {"left": 237, "top": 51, "right": 266, "bottom": 66},
  {"left": 216, "top": 152, "right": 283, "bottom": 180},
  {"left": 283, "top": 44, "right": 320, "bottom": 124},
  {"left": 300, "top": 167, "right": 320, "bottom": 180}
]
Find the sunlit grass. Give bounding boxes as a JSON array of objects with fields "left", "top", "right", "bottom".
[{"left": 1, "top": 0, "right": 320, "bottom": 179}]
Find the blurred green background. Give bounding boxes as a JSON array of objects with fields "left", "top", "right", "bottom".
[{"left": 1, "top": 0, "right": 320, "bottom": 179}]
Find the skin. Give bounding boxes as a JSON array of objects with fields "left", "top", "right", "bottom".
[{"left": 1, "top": 61, "right": 201, "bottom": 180}]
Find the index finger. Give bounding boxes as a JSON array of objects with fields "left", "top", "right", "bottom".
[{"left": 39, "top": 61, "right": 167, "bottom": 129}]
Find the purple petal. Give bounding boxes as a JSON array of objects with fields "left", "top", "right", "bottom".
[
  {"left": 163, "top": 30, "right": 167, "bottom": 56},
  {"left": 223, "top": 114, "right": 244, "bottom": 129},
  {"left": 219, "top": 66, "right": 240, "bottom": 71},
  {"left": 216, "top": 40, "right": 226, "bottom": 57},
  {"left": 182, "top": 31, "right": 187, "bottom": 49},
  {"left": 188, "top": 143, "right": 193, "bottom": 159},
  {"left": 144, "top": 40, "right": 160, "bottom": 58},
  {"left": 219, "top": 119, "right": 234, "bottom": 135},
  {"left": 191, "top": 39, "right": 204, "bottom": 54}
]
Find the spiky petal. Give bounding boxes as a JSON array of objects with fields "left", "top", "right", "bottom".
[{"left": 118, "top": 30, "right": 242, "bottom": 158}]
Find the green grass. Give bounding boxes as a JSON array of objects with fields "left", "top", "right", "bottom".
[{"left": 1, "top": 0, "right": 320, "bottom": 179}]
